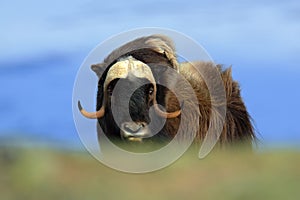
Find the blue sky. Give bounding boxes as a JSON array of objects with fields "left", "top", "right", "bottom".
[{"left": 0, "top": 0, "right": 299, "bottom": 147}]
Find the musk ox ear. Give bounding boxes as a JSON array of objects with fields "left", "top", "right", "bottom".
[{"left": 91, "top": 63, "right": 106, "bottom": 77}]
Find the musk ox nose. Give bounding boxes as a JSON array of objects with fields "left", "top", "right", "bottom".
[
  {"left": 120, "top": 122, "right": 149, "bottom": 141},
  {"left": 123, "top": 122, "right": 143, "bottom": 133}
]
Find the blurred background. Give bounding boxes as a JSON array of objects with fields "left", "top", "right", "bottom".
[{"left": 0, "top": 0, "right": 299, "bottom": 199}]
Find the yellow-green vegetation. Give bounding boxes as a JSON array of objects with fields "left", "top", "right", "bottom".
[{"left": 0, "top": 146, "right": 299, "bottom": 200}]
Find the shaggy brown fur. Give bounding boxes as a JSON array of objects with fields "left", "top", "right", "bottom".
[
  {"left": 91, "top": 35, "right": 256, "bottom": 146},
  {"left": 165, "top": 61, "right": 255, "bottom": 146}
]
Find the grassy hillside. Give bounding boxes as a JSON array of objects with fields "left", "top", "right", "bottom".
[{"left": 0, "top": 146, "right": 299, "bottom": 200}]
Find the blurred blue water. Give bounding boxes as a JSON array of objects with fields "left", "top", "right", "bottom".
[
  {"left": 0, "top": 0, "right": 299, "bottom": 147},
  {"left": 0, "top": 53, "right": 82, "bottom": 146}
]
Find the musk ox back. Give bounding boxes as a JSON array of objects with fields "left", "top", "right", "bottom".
[{"left": 78, "top": 35, "right": 255, "bottom": 149}]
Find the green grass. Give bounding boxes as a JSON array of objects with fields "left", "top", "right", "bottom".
[{"left": 0, "top": 146, "right": 299, "bottom": 200}]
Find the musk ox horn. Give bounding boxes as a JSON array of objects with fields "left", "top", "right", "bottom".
[
  {"left": 78, "top": 101, "right": 105, "bottom": 119},
  {"left": 153, "top": 101, "right": 182, "bottom": 118},
  {"left": 78, "top": 56, "right": 181, "bottom": 119}
]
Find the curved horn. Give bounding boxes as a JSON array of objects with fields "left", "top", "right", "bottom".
[
  {"left": 78, "top": 101, "right": 105, "bottom": 119},
  {"left": 154, "top": 104, "right": 181, "bottom": 118},
  {"left": 77, "top": 58, "right": 131, "bottom": 120},
  {"left": 153, "top": 100, "right": 183, "bottom": 118}
]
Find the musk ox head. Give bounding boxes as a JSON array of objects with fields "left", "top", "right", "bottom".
[{"left": 78, "top": 35, "right": 183, "bottom": 144}]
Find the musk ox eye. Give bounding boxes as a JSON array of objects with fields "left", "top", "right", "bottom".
[{"left": 148, "top": 86, "right": 154, "bottom": 96}]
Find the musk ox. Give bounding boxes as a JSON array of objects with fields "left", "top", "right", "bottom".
[{"left": 78, "top": 35, "right": 255, "bottom": 149}]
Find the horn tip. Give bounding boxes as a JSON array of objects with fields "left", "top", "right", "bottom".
[{"left": 78, "top": 101, "right": 83, "bottom": 111}]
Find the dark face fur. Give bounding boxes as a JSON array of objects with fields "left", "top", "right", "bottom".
[{"left": 97, "top": 75, "right": 169, "bottom": 145}]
